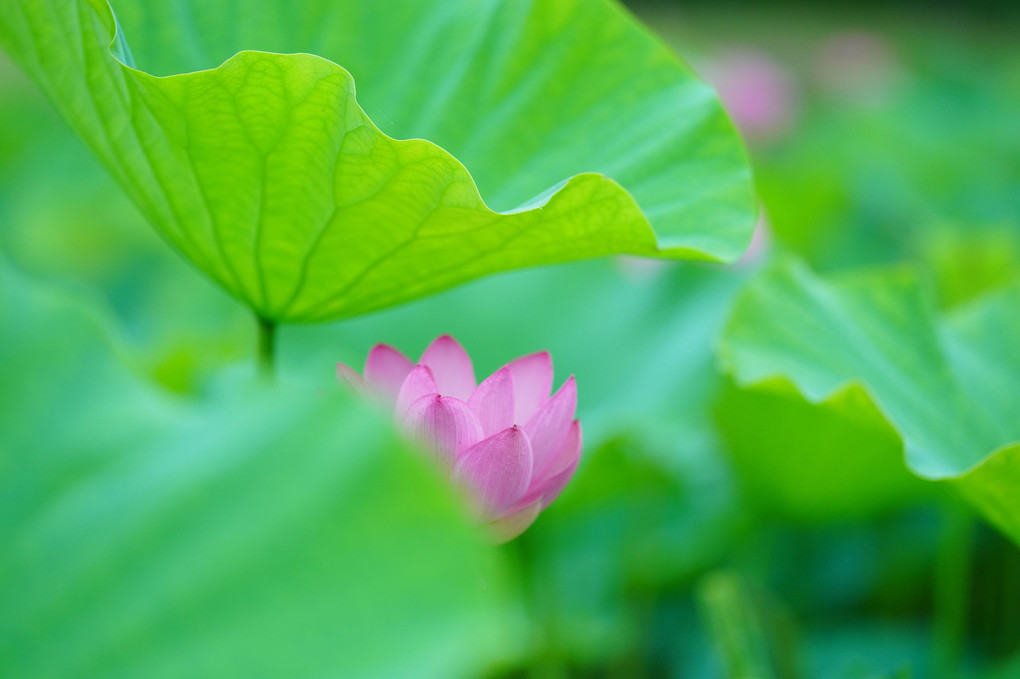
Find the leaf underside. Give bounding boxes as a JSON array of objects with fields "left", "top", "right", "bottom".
[
  {"left": 0, "top": 0, "right": 756, "bottom": 322},
  {"left": 718, "top": 260, "right": 1020, "bottom": 542}
]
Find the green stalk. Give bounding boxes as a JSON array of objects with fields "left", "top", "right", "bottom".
[
  {"left": 697, "top": 570, "right": 779, "bottom": 679},
  {"left": 933, "top": 506, "right": 973, "bottom": 679},
  {"left": 256, "top": 315, "right": 276, "bottom": 381},
  {"left": 510, "top": 534, "right": 568, "bottom": 679}
]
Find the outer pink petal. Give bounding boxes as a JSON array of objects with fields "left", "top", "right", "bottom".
[
  {"left": 403, "top": 395, "right": 484, "bottom": 469},
  {"left": 487, "top": 501, "right": 543, "bottom": 543},
  {"left": 490, "top": 420, "right": 581, "bottom": 538},
  {"left": 336, "top": 363, "right": 371, "bottom": 398},
  {"left": 467, "top": 367, "right": 515, "bottom": 436},
  {"left": 453, "top": 426, "right": 533, "bottom": 517},
  {"left": 420, "top": 335, "right": 476, "bottom": 400},
  {"left": 364, "top": 344, "right": 414, "bottom": 402},
  {"left": 517, "top": 420, "right": 582, "bottom": 508},
  {"left": 394, "top": 365, "right": 438, "bottom": 416},
  {"left": 539, "top": 419, "right": 583, "bottom": 485},
  {"left": 523, "top": 376, "right": 577, "bottom": 478},
  {"left": 506, "top": 351, "right": 553, "bottom": 423},
  {"left": 528, "top": 459, "right": 579, "bottom": 511}
]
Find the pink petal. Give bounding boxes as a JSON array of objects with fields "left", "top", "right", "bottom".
[
  {"left": 523, "top": 376, "right": 577, "bottom": 478},
  {"left": 533, "top": 458, "right": 579, "bottom": 508},
  {"left": 489, "top": 421, "right": 581, "bottom": 535},
  {"left": 364, "top": 344, "right": 414, "bottom": 402},
  {"left": 336, "top": 363, "right": 370, "bottom": 398},
  {"left": 487, "top": 501, "right": 543, "bottom": 543},
  {"left": 541, "top": 419, "right": 583, "bottom": 483},
  {"left": 394, "top": 365, "right": 438, "bottom": 416},
  {"left": 467, "top": 367, "right": 515, "bottom": 436},
  {"left": 517, "top": 420, "right": 583, "bottom": 508},
  {"left": 506, "top": 351, "right": 553, "bottom": 423},
  {"left": 403, "top": 395, "right": 483, "bottom": 469},
  {"left": 453, "top": 426, "right": 533, "bottom": 517},
  {"left": 420, "top": 335, "right": 476, "bottom": 400}
]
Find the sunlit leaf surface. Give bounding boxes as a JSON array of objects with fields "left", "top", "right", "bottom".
[{"left": 0, "top": 0, "right": 755, "bottom": 322}]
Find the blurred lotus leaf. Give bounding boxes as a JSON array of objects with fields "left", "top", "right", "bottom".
[
  {"left": 715, "top": 377, "right": 931, "bottom": 521},
  {"left": 0, "top": 262, "right": 516, "bottom": 678},
  {"left": 0, "top": 0, "right": 755, "bottom": 323},
  {"left": 718, "top": 259, "right": 1020, "bottom": 542}
]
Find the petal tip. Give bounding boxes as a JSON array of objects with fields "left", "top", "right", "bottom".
[
  {"left": 426, "top": 334, "right": 465, "bottom": 351},
  {"left": 420, "top": 335, "right": 476, "bottom": 400}
]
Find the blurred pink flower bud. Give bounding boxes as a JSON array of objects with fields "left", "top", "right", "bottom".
[
  {"left": 814, "top": 31, "right": 902, "bottom": 107},
  {"left": 700, "top": 48, "right": 798, "bottom": 142},
  {"left": 337, "top": 335, "right": 582, "bottom": 542}
]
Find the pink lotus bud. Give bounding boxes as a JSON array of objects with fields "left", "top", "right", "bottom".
[
  {"left": 814, "top": 31, "right": 902, "bottom": 107},
  {"left": 337, "top": 335, "right": 582, "bottom": 542},
  {"left": 699, "top": 48, "right": 798, "bottom": 143}
]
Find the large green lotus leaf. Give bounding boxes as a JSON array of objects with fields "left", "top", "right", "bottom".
[
  {"left": 718, "top": 260, "right": 1020, "bottom": 541},
  {"left": 0, "top": 0, "right": 754, "bottom": 323},
  {"left": 715, "top": 378, "right": 930, "bottom": 521},
  {"left": 0, "top": 264, "right": 515, "bottom": 677}
]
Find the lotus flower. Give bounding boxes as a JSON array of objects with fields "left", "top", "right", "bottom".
[
  {"left": 814, "top": 31, "right": 901, "bottom": 107},
  {"left": 699, "top": 48, "right": 798, "bottom": 142},
  {"left": 337, "top": 335, "right": 582, "bottom": 541}
]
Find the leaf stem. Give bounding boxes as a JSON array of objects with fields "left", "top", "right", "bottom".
[
  {"left": 510, "top": 533, "right": 568, "bottom": 679},
  {"left": 697, "top": 570, "right": 780, "bottom": 679},
  {"left": 256, "top": 315, "right": 276, "bottom": 381},
  {"left": 933, "top": 506, "right": 973, "bottom": 679}
]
